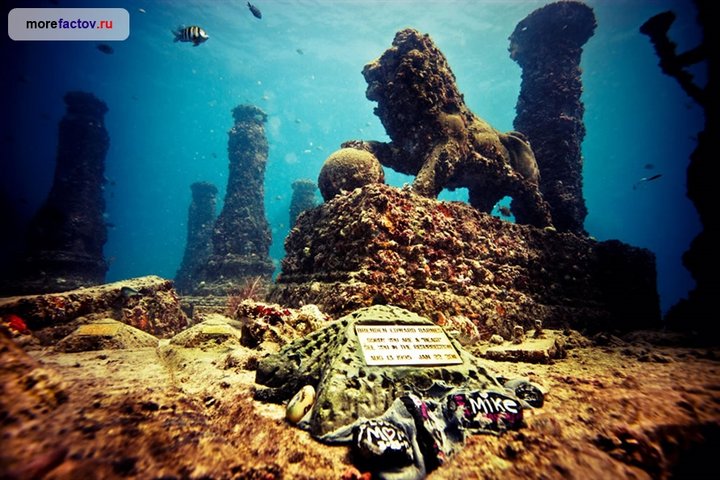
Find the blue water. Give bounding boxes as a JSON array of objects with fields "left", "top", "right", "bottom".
[{"left": 1, "top": 0, "right": 704, "bottom": 315}]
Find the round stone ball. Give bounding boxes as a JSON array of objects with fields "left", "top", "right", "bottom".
[{"left": 318, "top": 148, "right": 385, "bottom": 201}]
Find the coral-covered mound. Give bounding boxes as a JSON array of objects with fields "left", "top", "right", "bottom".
[
  {"left": 0, "top": 275, "right": 189, "bottom": 342},
  {"left": 255, "top": 305, "right": 504, "bottom": 437},
  {"left": 270, "top": 184, "right": 660, "bottom": 337}
]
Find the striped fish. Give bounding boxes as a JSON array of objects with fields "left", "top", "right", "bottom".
[{"left": 173, "top": 25, "right": 209, "bottom": 46}]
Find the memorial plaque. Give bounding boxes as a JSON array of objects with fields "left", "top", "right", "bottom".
[
  {"left": 356, "top": 324, "right": 462, "bottom": 366},
  {"left": 201, "top": 325, "right": 232, "bottom": 335},
  {"left": 75, "top": 323, "right": 121, "bottom": 336}
]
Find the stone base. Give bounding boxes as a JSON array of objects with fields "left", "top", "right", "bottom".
[
  {"left": 269, "top": 184, "right": 660, "bottom": 336},
  {"left": 56, "top": 318, "right": 159, "bottom": 352},
  {"left": 477, "top": 330, "right": 567, "bottom": 364}
]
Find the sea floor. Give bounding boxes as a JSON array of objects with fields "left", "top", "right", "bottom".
[{"left": 2, "top": 320, "right": 719, "bottom": 479}]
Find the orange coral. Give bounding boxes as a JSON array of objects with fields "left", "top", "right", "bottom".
[
  {"left": 378, "top": 213, "right": 395, "bottom": 232},
  {"left": 436, "top": 203, "right": 454, "bottom": 219}
]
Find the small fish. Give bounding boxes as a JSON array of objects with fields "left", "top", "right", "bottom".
[
  {"left": 138, "top": 8, "right": 146, "bottom": 14},
  {"left": 247, "top": 2, "right": 262, "bottom": 19},
  {"left": 296, "top": 48, "right": 304, "bottom": 55},
  {"left": 633, "top": 173, "right": 662, "bottom": 190},
  {"left": 498, "top": 206, "right": 512, "bottom": 217},
  {"left": 173, "top": 25, "right": 209, "bottom": 46},
  {"left": 643, "top": 163, "right": 655, "bottom": 170},
  {"left": 120, "top": 286, "right": 141, "bottom": 299},
  {"left": 96, "top": 43, "right": 114, "bottom": 54}
]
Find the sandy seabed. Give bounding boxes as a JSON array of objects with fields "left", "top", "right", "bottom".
[{"left": 2, "top": 319, "right": 719, "bottom": 480}]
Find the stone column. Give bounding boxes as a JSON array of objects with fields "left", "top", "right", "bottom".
[
  {"left": 201, "top": 105, "right": 274, "bottom": 295},
  {"left": 12, "top": 91, "right": 110, "bottom": 294},
  {"left": 510, "top": 1, "right": 596, "bottom": 235},
  {"left": 289, "top": 179, "right": 319, "bottom": 226},
  {"left": 641, "top": 5, "right": 717, "bottom": 330},
  {"left": 175, "top": 182, "right": 218, "bottom": 294}
]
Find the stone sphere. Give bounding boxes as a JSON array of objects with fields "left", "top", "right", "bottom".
[{"left": 318, "top": 148, "right": 385, "bottom": 201}]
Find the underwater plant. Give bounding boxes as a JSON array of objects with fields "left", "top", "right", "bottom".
[{"left": 225, "top": 276, "right": 270, "bottom": 316}]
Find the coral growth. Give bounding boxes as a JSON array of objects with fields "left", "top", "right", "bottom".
[
  {"left": 289, "top": 179, "right": 319, "bottom": 226},
  {"left": 510, "top": 1, "right": 596, "bottom": 234},
  {"left": 230, "top": 299, "right": 328, "bottom": 348},
  {"left": 197, "top": 105, "right": 275, "bottom": 295},
  {"left": 270, "top": 183, "right": 660, "bottom": 337},
  {"left": 225, "top": 276, "right": 271, "bottom": 316},
  {"left": 0, "top": 275, "right": 189, "bottom": 341},
  {"left": 317, "top": 148, "right": 385, "bottom": 201},
  {"left": 175, "top": 181, "right": 218, "bottom": 294},
  {"left": 342, "top": 28, "right": 551, "bottom": 227},
  {"left": 7, "top": 91, "right": 110, "bottom": 294}
]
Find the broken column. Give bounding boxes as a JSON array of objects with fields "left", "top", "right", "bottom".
[
  {"left": 510, "top": 1, "right": 597, "bottom": 235},
  {"left": 174, "top": 181, "right": 218, "bottom": 294},
  {"left": 289, "top": 179, "right": 318, "bottom": 226},
  {"left": 11, "top": 91, "right": 110, "bottom": 294},
  {"left": 200, "top": 105, "right": 274, "bottom": 295}
]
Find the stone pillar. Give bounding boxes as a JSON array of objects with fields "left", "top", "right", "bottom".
[
  {"left": 201, "top": 105, "right": 274, "bottom": 295},
  {"left": 12, "top": 91, "right": 110, "bottom": 294},
  {"left": 175, "top": 182, "right": 218, "bottom": 294},
  {"left": 510, "top": 1, "right": 596, "bottom": 235},
  {"left": 289, "top": 179, "right": 318, "bottom": 226},
  {"left": 641, "top": 5, "right": 717, "bottom": 330}
]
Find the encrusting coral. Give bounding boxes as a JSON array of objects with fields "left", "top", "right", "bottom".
[
  {"left": 510, "top": 1, "right": 597, "bottom": 235},
  {"left": 317, "top": 148, "right": 385, "bottom": 201},
  {"left": 342, "top": 28, "right": 552, "bottom": 228}
]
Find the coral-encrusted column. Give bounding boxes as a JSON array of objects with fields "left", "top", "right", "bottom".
[
  {"left": 289, "top": 179, "right": 318, "bottom": 226},
  {"left": 200, "top": 105, "right": 274, "bottom": 295},
  {"left": 175, "top": 181, "right": 218, "bottom": 294},
  {"left": 12, "top": 91, "right": 110, "bottom": 294},
  {"left": 510, "top": 1, "right": 596, "bottom": 235}
]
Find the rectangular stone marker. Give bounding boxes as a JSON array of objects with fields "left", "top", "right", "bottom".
[
  {"left": 76, "top": 323, "right": 121, "bottom": 336},
  {"left": 201, "top": 325, "right": 231, "bottom": 335},
  {"left": 356, "top": 324, "right": 462, "bottom": 366}
]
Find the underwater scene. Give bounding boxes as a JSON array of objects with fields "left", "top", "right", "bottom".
[{"left": 1, "top": 1, "right": 718, "bottom": 479}]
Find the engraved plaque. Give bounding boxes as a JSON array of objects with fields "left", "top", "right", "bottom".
[
  {"left": 76, "top": 323, "right": 121, "bottom": 336},
  {"left": 356, "top": 324, "right": 462, "bottom": 366},
  {"left": 201, "top": 325, "right": 232, "bottom": 335}
]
